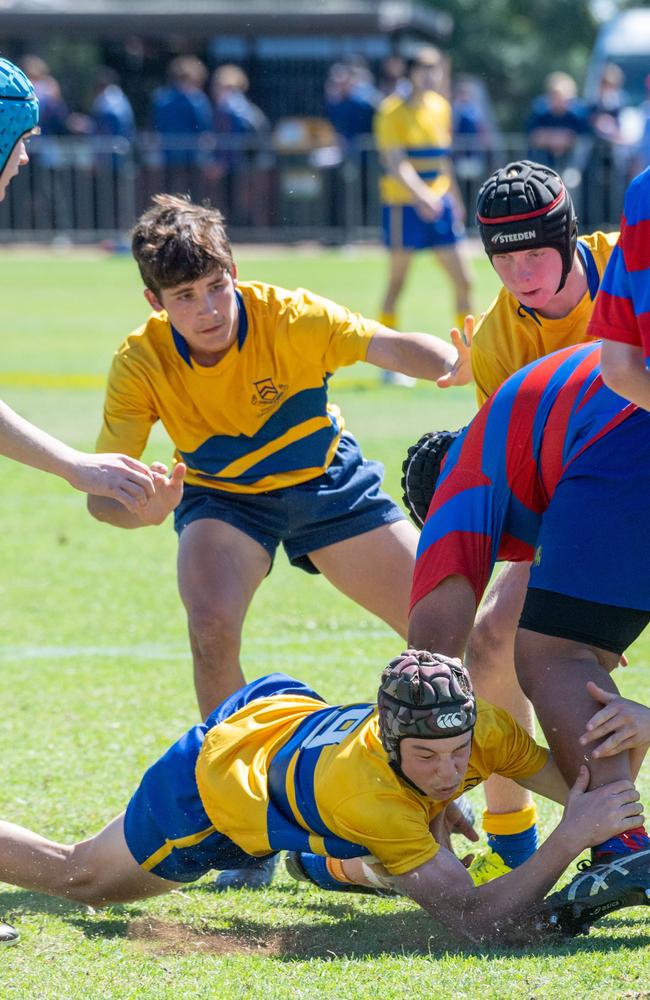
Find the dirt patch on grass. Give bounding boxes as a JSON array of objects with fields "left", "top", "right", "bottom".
[{"left": 127, "top": 917, "right": 296, "bottom": 957}]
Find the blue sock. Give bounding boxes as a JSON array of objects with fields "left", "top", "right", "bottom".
[
  {"left": 297, "top": 852, "right": 349, "bottom": 891},
  {"left": 592, "top": 826, "right": 650, "bottom": 863},
  {"left": 487, "top": 825, "right": 538, "bottom": 868}
]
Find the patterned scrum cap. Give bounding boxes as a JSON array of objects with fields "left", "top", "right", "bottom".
[
  {"left": 0, "top": 58, "right": 39, "bottom": 176},
  {"left": 377, "top": 650, "right": 476, "bottom": 764}
]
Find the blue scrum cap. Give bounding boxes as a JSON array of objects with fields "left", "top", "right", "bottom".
[{"left": 0, "top": 58, "right": 39, "bottom": 175}]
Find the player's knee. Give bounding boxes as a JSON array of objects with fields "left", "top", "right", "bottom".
[
  {"left": 187, "top": 602, "right": 242, "bottom": 653},
  {"left": 466, "top": 610, "right": 513, "bottom": 677}
]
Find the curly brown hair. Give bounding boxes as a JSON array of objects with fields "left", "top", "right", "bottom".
[{"left": 131, "top": 194, "right": 234, "bottom": 298}]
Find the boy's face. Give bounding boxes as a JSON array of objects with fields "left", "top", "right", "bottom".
[
  {"left": 411, "top": 61, "right": 441, "bottom": 94},
  {"left": 145, "top": 265, "right": 239, "bottom": 367},
  {"left": 400, "top": 732, "right": 472, "bottom": 800},
  {"left": 0, "top": 136, "right": 31, "bottom": 202},
  {"left": 491, "top": 246, "right": 563, "bottom": 308}
]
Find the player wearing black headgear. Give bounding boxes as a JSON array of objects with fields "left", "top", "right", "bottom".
[
  {"left": 431, "top": 162, "right": 621, "bottom": 882},
  {"left": 476, "top": 159, "right": 577, "bottom": 293},
  {"left": 470, "top": 160, "right": 618, "bottom": 407}
]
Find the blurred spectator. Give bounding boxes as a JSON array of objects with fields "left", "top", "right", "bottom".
[
  {"left": 584, "top": 63, "right": 628, "bottom": 225},
  {"left": 321, "top": 60, "right": 379, "bottom": 231},
  {"left": 635, "top": 74, "right": 650, "bottom": 171},
  {"left": 151, "top": 56, "right": 213, "bottom": 169},
  {"left": 526, "top": 71, "right": 592, "bottom": 171},
  {"left": 210, "top": 64, "right": 271, "bottom": 226},
  {"left": 90, "top": 67, "right": 135, "bottom": 230},
  {"left": 91, "top": 67, "right": 135, "bottom": 142},
  {"left": 211, "top": 64, "right": 270, "bottom": 168},
  {"left": 19, "top": 54, "right": 91, "bottom": 230},
  {"left": 324, "top": 61, "right": 377, "bottom": 149},
  {"left": 377, "top": 56, "right": 409, "bottom": 100},
  {"left": 589, "top": 63, "right": 625, "bottom": 144},
  {"left": 452, "top": 75, "right": 497, "bottom": 178},
  {"left": 21, "top": 55, "right": 69, "bottom": 138}
]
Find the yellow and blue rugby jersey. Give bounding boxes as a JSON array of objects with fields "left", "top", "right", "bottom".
[
  {"left": 374, "top": 91, "right": 452, "bottom": 206},
  {"left": 195, "top": 694, "right": 548, "bottom": 876},
  {"left": 472, "top": 231, "right": 618, "bottom": 406},
  {"left": 95, "top": 282, "right": 378, "bottom": 493}
]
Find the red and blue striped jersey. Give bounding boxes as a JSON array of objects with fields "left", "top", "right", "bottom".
[
  {"left": 411, "top": 342, "right": 636, "bottom": 609},
  {"left": 588, "top": 167, "right": 650, "bottom": 362}
]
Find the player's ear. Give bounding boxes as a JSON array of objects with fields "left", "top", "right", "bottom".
[
  {"left": 231, "top": 263, "right": 238, "bottom": 284},
  {"left": 144, "top": 288, "right": 164, "bottom": 313}
]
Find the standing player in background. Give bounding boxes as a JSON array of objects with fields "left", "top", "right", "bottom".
[
  {"left": 373, "top": 45, "right": 473, "bottom": 383},
  {"left": 407, "top": 342, "right": 650, "bottom": 912},
  {"left": 455, "top": 161, "right": 618, "bottom": 878},
  {"left": 591, "top": 166, "right": 650, "bottom": 408},
  {"left": 0, "top": 57, "right": 155, "bottom": 947},
  {"left": 87, "top": 195, "right": 470, "bottom": 889}
]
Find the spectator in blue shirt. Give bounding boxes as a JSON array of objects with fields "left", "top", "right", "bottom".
[
  {"left": 208, "top": 63, "right": 271, "bottom": 225},
  {"left": 526, "top": 72, "right": 592, "bottom": 171},
  {"left": 324, "top": 62, "right": 377, "bottom": 149},
  {"left": 151, "top": 56, "right": 213, "bottom": 167},
  {"left": 211, "top": 64, "right": 269, "bottom": 174},
  {"left": 91, "top": 68, "right": 135, "bottom": 142}
]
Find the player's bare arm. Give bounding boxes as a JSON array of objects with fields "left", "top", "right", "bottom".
[
  {"left": 366, "top": 326, "right": 458, "bottom": 383},
  {"left": 381, "top": 147, "right": 443, "bottom": 220},
  {"left": 0, "top": 400, "right": 155, "bottom": 512},
  {"left": 515, "top": 754, "right": 569, "bottom": 804},
  {"left": 87, "top": 462, "right": 185, "bottom": 528},
  {"left": 394, "top": 766, "right": 643, "bottom": 945},
  {"left": 600, "top": 340, "right": 650, "bottom": 412},
  {"left": 408, "top": 576, "right": 478, "bottom": 658}
]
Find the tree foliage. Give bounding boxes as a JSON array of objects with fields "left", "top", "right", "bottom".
[{"left": 429, "top": 0, "right": 601, "bottom": 127}]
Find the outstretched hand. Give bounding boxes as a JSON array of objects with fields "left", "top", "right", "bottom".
[
  {"left": 133, "top": 461, "right": 186, "bottom": 526},
  {"left": 67, "top": 452, "right": 155, "bottom": 512},
  {"left": 580, "top": 681, "right": 650, "bottom": 757},
  {"left": 437, "top": 314, "right": 480, "bottom": 389}
]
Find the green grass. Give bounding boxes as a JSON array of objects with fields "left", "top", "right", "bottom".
[{"left": 0, "top": 248, "right": 648, "bottom": 999}]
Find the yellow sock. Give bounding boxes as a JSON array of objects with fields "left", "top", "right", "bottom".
[
  {"left": 379, "top": 311, "right": 397, "bottom": 329},
  {"left": 483, "top": 804, "right": 537, "bottom": 836}
]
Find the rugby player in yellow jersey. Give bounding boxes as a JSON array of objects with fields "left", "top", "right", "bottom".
[
  {"left": 0, "top": 652, "right": 644, "bottom": 946},
  {"left": 439, "top": 161, "right": 619, "bottom": 875},
  {"left": 373, "top": 46, "right": 473, "bottom": 349},
  {"left": 87, "top": 194, "right": 469, "bottom": 887}
]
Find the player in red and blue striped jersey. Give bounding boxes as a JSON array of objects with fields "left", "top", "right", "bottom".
[
  {"left": 591, "top": 166, "right": 650, "bottom": 409},
  {"left": 408, "top": 340, "right": 650, "bottom": 912}
]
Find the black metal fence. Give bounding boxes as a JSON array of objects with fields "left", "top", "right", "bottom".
[{"left": 0, "top": 133, "right": 634, "bottom": 243}]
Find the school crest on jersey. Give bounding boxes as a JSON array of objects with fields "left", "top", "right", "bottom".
[
  {"left": 251, "top": 377, "right": 288, "bottom": 410},
  {"left": 254, "top": 377, "right": 279, "bottom": 401}
]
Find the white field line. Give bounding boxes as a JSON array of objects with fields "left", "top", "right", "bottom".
[{"left": 0, "top": 629, "right": 393, "bottom": 661}]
